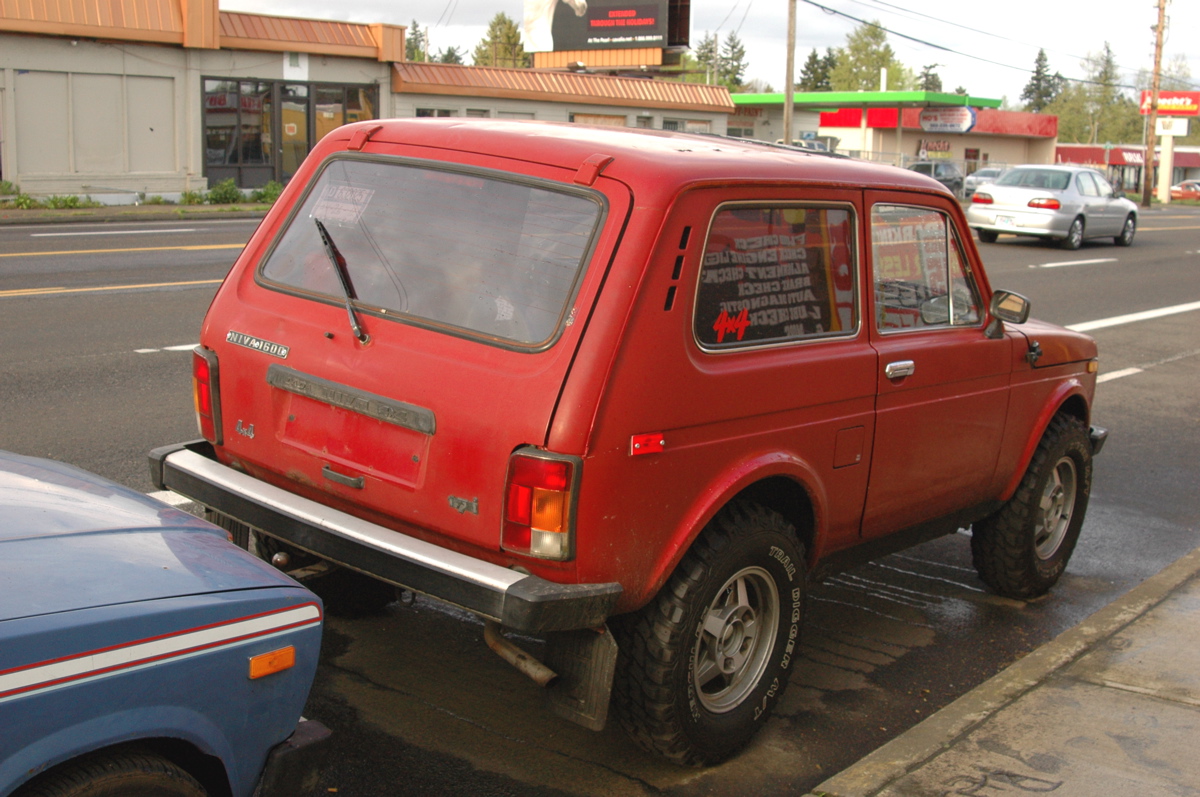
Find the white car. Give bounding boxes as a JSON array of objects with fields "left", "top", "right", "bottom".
[
  {"left": 963, "top": 167, "right": 1004, "bottom": 199},
  {"left": 966, "top": 165, "right": 1137, "bottom": 249}
]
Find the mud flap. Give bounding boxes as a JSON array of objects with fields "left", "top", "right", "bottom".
[{"left": 544, "top": 625, "right": 618, "bottom": 731}]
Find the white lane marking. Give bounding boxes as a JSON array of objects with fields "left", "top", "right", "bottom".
[
  {"left": 30, "top": 228, "right": 197, "bottom": 237},
  {"left": 149, "top": 490, "right": 193, "bottom": 507},
  {"left": 1067, "top": 301, "right": 1200, "bottom": 332},
  {"left": 1029, "top": 258, "right": 1117, "bottom": 269},
  {"left": 1097, "top": 367, "right": 1144, "bottom": 384}
]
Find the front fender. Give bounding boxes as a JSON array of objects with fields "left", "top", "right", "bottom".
[
  {"left": 0, "top": 707, "right": 235, "bottom": 797},
  {"left": 1000, "top": 376, "right": 1091, "bottom": 501}
]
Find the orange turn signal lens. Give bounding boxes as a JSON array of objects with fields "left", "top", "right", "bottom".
[{"left": 248, "top": 646, "right": 296, "bottom": 679}]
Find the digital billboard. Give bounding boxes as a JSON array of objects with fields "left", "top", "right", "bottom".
[{"left": 524, "top": 0, "right": 668, "bottom": 53}]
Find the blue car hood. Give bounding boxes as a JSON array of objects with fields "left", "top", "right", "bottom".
[{"left": 0, "top": 451, "right": 300, "bottom": 622}]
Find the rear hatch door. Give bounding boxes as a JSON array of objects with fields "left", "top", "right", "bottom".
[{"left": 205, "top": 149, "right": 631, "bottom": 555}]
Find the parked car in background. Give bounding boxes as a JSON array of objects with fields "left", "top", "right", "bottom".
[
  {"left": 1170, "top": 180, "right": 1200, "bottom": 201},
  {"left": 154, "top": 119, "right": 1105, "bottom": 766},
  {"left": 967, "top": 165, "right": 1137, "bottom": 249},
  {"left": 964, "top": 166, "right": 1005, "bottom": 199},
  {"left": 0, "top": 450, "right": 327, "bottom": 797},
  {"left": 907, "top": 160, "right": 965, "bottom": 197}
]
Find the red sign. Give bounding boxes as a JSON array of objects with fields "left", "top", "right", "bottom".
[{"left": 1140, "top": 90, "right": 1200, "bottom": 116}]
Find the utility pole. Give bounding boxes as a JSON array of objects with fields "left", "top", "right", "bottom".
[
  {"left": 1141, "top": 0, "right": 1168, "bottom": 208},
  {"left": 783, "top": 0, "right": 796, "bottom": 146}
]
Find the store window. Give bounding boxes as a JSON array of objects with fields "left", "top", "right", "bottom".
[
  {"left": 203, "top": 78, "right": 378, "bottom": 188},
  {"left": 571, "top": 113, "right": 626, "bottom": 126}
]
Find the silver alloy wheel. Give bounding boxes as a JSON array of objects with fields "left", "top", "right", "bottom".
[
  {"left": 1120, "top": 217, "right": 1135, "bottom": 245},
  {"left": 1065, "top": 219, "right": 1083, "bottom": 249},
  {"left": 692, "top": 565, "right": 780, "bottom": 713},
  {"left": 1035, "top": 456, "right": 1078, "bottom": 560}
]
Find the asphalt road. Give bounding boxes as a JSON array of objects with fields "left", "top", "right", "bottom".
[{"left": 1, "top": 208, "right": 1198, "bottom": 796}]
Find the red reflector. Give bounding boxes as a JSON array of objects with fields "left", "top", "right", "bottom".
[
  {"left": 1028, "top": 197, "right": 1061, "bottom": 209},
  {"left": 630, "top": 433, "right": 666, "bottom": 456},
  {"left": 971, "top": 193, "right": 993, "bottom": 204}
]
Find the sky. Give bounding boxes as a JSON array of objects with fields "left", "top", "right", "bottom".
[{"left": 223, "top": 0, "right": 1199, "bottom": 104}]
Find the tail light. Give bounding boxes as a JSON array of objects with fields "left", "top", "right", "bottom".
[
  {"left": 1028, "top": 197, "right": 1061, "bottom": 209},
  {"left": 502, "top": 450, "right": 581, "bottom": 561},
  {"left": 971, "top": 192, "right": 993, "bottom": 204},
  {"left": 192, "top": 347, "right": 223, "bottom": 445}
]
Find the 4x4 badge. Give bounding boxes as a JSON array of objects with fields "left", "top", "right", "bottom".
[{"left": 227, "top": 331, "right": 289, "bottom": 359}]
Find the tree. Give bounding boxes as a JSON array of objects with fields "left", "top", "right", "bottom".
[
  {"left": 693, "top": 32, "right": 719, "bottom": 84},
  {"left": 405, "top": 20, "right": 427, "bottom": 62},
  {"left": 797, "top": 48, "right": 836, "bottom": 92},
  {"left": 1045, "top": 43, "right": 1141, "bottom": 144},
  {"left": 918, "top": 64, "right": 942, "bottom": 92},
  {"left": 828, "top": 22, "right": 912, "bottom": 91},
  {"left": 472, "top": 13, "right": 529, "bottom": 68},
  {"left": 1021, "top": 49, "right": 1064, "bottom": 112},
  {"left": 718, "top": 32, "right": 748, "bottom": 90},
  {"left": 436, "top": 46, "right": 465, "bottom": 65}
]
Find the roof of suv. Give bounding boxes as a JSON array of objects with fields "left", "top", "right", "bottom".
[{"left": 332, "top": 119, "right": 945, "bottom": 196}]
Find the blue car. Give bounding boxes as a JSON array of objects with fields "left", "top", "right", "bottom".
[{"left": 0, "top": 451, "right": 328, "bottom": 797}]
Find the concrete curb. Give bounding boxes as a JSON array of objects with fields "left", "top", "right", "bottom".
[{"left": 805, "top": 546, "right": 1200, "bottom": 797}]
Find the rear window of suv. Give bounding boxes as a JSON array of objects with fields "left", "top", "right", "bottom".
[
  {"left": 259, "top": 156, "right": 605, "bottom": 347},
  {"left": 694, "top": 204, "right": 857, "bottom": 348}
]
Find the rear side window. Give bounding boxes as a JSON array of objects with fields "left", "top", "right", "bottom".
[
  {"left": 694, "top": 205, "right": 857, "bottom": 349},
  {"left": 260, "top": 156, "right": 604, "bottom": 347},
  {"left": 871, "top": 205, "right": 981, "bottom": 331}
]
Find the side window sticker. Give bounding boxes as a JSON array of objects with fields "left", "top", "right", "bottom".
[{"left": 694, "top": 206, "right": 856, "bottom": 349}]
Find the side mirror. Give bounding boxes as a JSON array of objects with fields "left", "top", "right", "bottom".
[{"left": 986, "top": 290, "right": 1031, "bottom": 338}]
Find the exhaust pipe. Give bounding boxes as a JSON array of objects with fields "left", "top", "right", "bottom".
[{"left": 484, "top": 620, "right": 558, "bottom": 688}]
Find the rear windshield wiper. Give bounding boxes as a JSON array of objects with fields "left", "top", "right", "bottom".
[{"left": 314, "top": 218, "right": 369, "bottom": 344}]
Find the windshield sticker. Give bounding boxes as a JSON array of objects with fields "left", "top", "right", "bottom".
[{"left": 312, "top": 183, "right": 375, "bottom": 226}]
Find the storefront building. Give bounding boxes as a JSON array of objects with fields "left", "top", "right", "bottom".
[
  {"left": 0, "top": 1, "right": 730, "bottom": 200},
  {"left": 731, "top": 91, "right": 1057, "bottom": 175},
  {"left": 1054, "top": 144, "right": 1200, "bottom": 191}
]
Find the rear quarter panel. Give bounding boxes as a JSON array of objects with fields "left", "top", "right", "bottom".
[{"left": 561, "top": 184, "right": 877, "bottom": 609}]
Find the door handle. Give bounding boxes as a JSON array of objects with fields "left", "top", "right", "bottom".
[{"left": 885, "top": 360, "right": 916, "bottom": 379}]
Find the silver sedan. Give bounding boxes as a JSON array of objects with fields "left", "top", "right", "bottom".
[{"left": 966, "top": 165, "right": 1138, "bottom": 249}]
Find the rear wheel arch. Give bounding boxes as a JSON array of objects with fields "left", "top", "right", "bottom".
[{"left": 628, "top": 460, "right": 824, "bottom": 611}]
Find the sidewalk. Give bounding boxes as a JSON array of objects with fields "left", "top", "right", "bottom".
[{"left": 807, "top": 546, "right": 1200, "bottom": 797}]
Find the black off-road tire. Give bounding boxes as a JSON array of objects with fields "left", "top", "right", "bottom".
[
  {"left": 611, "top": 501, "right": 805, "bottom": 766},
  {"left": 16, "top": 748, "right": 207, "bottom": 797},
  {"left": 971, "top": 415, "right": 1093, "bottom": 599},
  {"left": 977, "top": 229, "right": 999, "bottom": 244}
]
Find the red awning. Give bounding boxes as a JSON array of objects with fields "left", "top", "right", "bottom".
[{"left": 1056, "top": 146, "right": 1150, "bottom": 166}]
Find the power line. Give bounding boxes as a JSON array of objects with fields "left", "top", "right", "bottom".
[{"left": 800, "top": 0, "right": 1150, "bottom": 91}]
